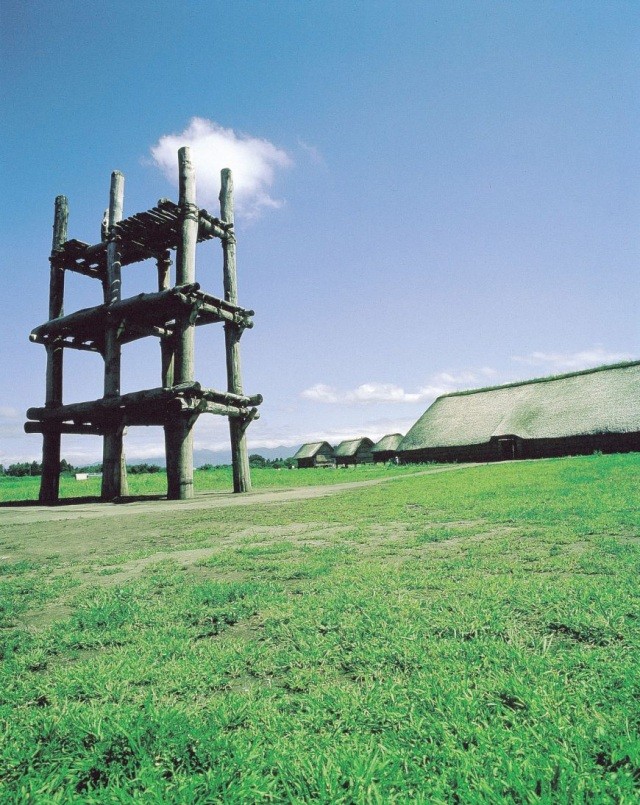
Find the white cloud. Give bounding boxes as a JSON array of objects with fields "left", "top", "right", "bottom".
[
  {"left": 512, "top": 347, "right": 635, "bottom": 372},
  {"left": 0, "top": 406, "right": 19, "bottom": 419},
  {"left": 150, "top": 118, "right": 293, "bottom": 218},
  {"left": 300, "top": 383, "right": 341, "bottom": 403},
  {"left": 301, "top": 382, "right": 432, "bottom": 404},
  {"left": 300, "top": 369, "right": 496, "bottom": 406}
]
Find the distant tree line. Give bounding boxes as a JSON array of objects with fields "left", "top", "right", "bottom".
[
  {"left": 248, "top": 454, "right": 295, "bottom": 469},
  {"left": 127, "top": 463, "right": 163, "bottom": 474},
  {"left": 0, "top": 459, "right": 74, "bottom": 477},
  {"left": 1, "top": 456, "right": 295, "bottom": 478},
  {"left": 198, "top": 455, "right": 295, "bottom": 470},
  {"left": 76, "top": 463, "right": 165, "bottom": 474},
  {"left": 0, "top": 460, "right": 167, "bottom": 477}
]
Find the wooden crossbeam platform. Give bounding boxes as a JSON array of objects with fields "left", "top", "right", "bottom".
[
  {"left": 26, "top": 383, "right": 262, "bottom": 430},
  {"left": 29, "top": 284, "right": 254, "bottom": 352},
  {"left": 52, "top": 201, "right": 232, "bottom": 278}
]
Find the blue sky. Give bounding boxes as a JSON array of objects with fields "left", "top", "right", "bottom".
[{"left": 2, "top": 0, "right": 638, "bottom": 465}]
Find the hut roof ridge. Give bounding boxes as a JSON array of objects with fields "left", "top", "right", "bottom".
[
  {"left": 335, "top": 437, "right": 374, "bottom": 457},
  {"left": 372, "top": 433, "right": 404, "bottom": 452},
  {"left": 293, "top": 441, "right": 333, "bottom": 459},
  {"left": 439, "top": 360, "right": 640, "bottom": 400}
]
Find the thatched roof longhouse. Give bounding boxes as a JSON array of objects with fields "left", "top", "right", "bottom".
[{"left": 399, "top": 361, "right": 640, "bottom": 463}]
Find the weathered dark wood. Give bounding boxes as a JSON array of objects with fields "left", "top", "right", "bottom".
[
  {"left": 220, "top": 169, "right": 252, "bottom": 493},
  {"left": 28, "top": 383, "right": 200, "bottom": 421},
  {"left": 26, "top": 422, "right": 106, "bottom": 436},
  {"left": 238, "top": 406, "right": 260, "bottom": 434},
  {"left": 30, "top": 333, "right": 102, "bottom": 353},
  {"left": 201, "top": 388, "right": 262, "bottom": 407},
  {"left": 166, "top": 148, "right": 199, "bottom": 499},
  {"left": 29, "top": 284, "right": 253, "bottom": 351},
  {"left": 39, "top": 195, "right": 69, "bottom": 504},
  {"left": 198, "top": 213, "right": 231, "bottom": 239},
  {"left": 102, "top": 171, "right": 128, "bottom": 500},
  {"left": 165, "top": 415, "right": 196, "bottom": 499},
  {"left": 186, "top": 400, "right": 259, "bottom": 418},
  {"left": 157, "top": 251, "right": 174, "bottom": 389},
  {"left": 55, "top": 199, "right": 229, "bottom": 280},
  {"left": 174, "top": 149, "right": 198, "bottom": 383}
]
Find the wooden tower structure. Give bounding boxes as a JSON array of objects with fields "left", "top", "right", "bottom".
[{"left": 26, "top": 147, "right": 262, "bottom": 503}]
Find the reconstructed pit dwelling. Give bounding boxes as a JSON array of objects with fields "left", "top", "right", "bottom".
[{"left": 26, "top": 147, "right": 262, "bottom": 503}]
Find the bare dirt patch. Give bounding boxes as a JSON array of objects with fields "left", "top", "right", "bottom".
[
  {"left": 0, "top": 465, "right": 478, "bottom": 564},
  {"left": 2, "top": 465, "right": 490, "bottom": 628}
]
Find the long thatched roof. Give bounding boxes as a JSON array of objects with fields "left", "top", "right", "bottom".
[
  {"left": 372, "top": 433, "right": 403, "bottom": 453},
  {"left": 293, "top": 441, "right": 334, "bottom": 460},
  {"left": 399, "top": 361, "right": 640, "bottom": 451},
  {"left": 334, "top": 437, "right": 374, "bottom": 457}
]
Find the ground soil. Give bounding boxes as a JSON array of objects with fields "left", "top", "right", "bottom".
[
  {"left": 0, "top": 464, "right": 476, "bottom": 555},
  {"left": 2, "top": 464, "right": 484, "bottom": 629}
]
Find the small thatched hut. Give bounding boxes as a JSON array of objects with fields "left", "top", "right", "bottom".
[
  {"left": 334, "top": 437, "right": 375, "bottom": 467},
  {"left": 398, "top": 361, "right": 640, "bottom": 464},
  {"left": 371, "top": 433, "right": 403, "bottom": 463},
  {"left": 293, "top": 441, "right": 335, "bottom": 469}
]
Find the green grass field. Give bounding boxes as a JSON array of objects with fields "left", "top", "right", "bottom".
[
  {"left": 1, "top": 454, "right": 638, "bottom": 802},
  {"left": 0, "top": 463, "right": 419, "bottom": 503}
]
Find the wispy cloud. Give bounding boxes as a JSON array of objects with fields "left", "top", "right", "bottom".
[
  {"left": 297, "top": 138, "right": 324, "bottom": 165},
  {"left": 150, "top": 118, "right": 293, "bottom": 218},
  {"left": 512, "top": 347, "right": 635, "bottom": 372},
  {"left": 300, "top": 369, "right": 496, "bottom": 406}
]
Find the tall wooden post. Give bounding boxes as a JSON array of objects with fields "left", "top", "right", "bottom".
[
  {"left": 156, "top": 250, "right": 174, "bottom": 388},
  {"left": 39, "top": 196, "right": 68, "bottom": 504},
  {"left": 101, "top": 171, "right": 128, "bottom": 500},
  {"left": 166, "top": 148, "right": 197, "bottom": 499},
  {"left": 220, "top": 169, "right": 251, "bottom": 492},
  {"left": 157, "top": 249, "right": 176, "bottom": 484}
]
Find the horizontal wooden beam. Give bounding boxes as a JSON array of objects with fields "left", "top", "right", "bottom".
[
  {"left": 177, "top": 399, "right": 258, "bottom": 419},
  {"left": 30, "top": 333, "right": 103, "bottom": 352},
  {"left": 198, "top": 214, "right": 232, "bottom": 240},
  {"left": 27, "top": 385, "right": 192, "bottom": 422},
  {"left": 25, "top": 422, "right": 106, "bottom": 435},
  {"left": 199, "top": 388, "right": 263, "bottom": 408},
  {"left": 26, "top": 382, "right": 262, "bottom": 426},
  {"left": 30, "top": 285, "right": 254, "bottom": 348}
]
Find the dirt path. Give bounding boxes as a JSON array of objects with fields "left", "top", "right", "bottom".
[
  {"left": 0, "top": 463, "right": 486, "bottom": 572},
  {"left": 2, "top": 463, "right": 488, "bottom": 628},
  {"left": 0, "top": 464, "right": 479, "bottom": 527}
]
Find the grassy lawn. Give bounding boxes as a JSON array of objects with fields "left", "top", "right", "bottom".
[
  {"left": 0, "top": 463, "right": 420, "bottom": 503},
  {"left": 1, "top": 454, "right": 638, "bottom": 802}
]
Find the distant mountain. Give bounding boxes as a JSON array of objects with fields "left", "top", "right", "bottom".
[
  {"left": 193, "top": 445, "right": 298, "bottom": 467},
  {"left": 123, "top": 445, "right": 299, "bottom": 469}
]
